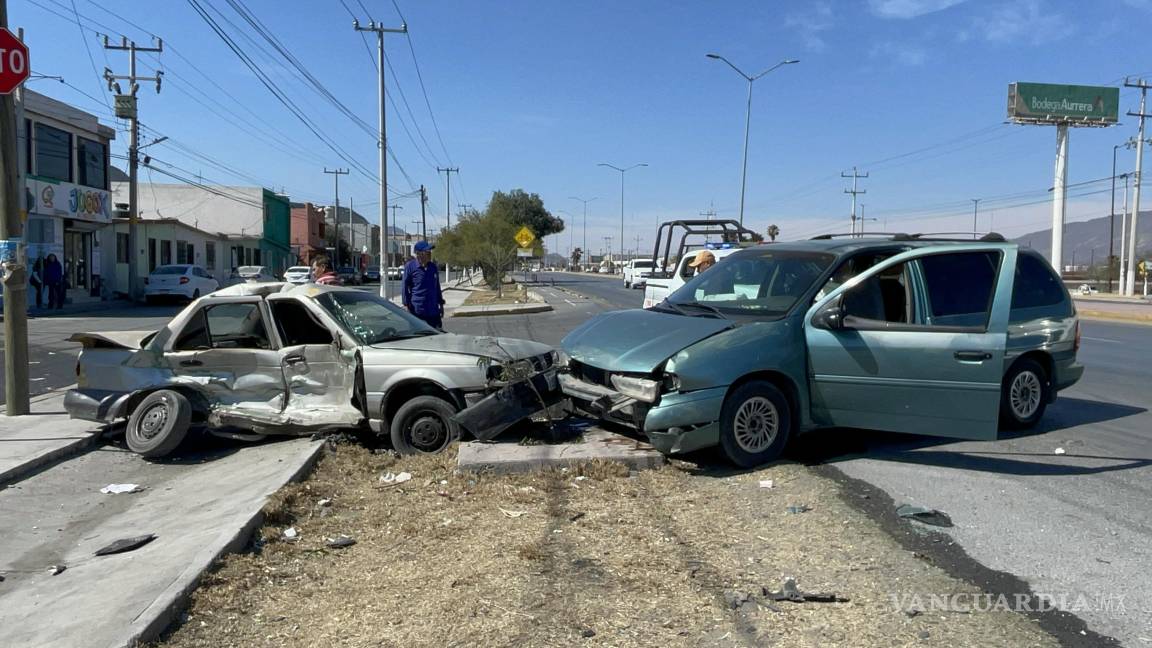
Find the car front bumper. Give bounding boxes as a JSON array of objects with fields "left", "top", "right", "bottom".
[{"left": 453, "top": 369, "right": 564, "bottom": 441}]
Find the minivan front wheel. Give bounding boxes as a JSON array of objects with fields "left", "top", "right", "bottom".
[
  {"left": 1001, "top": 358, "right": 1049, "bottom": 429},
  {"left": 718, "top": 381, "right": 792, "bottom": 468}
]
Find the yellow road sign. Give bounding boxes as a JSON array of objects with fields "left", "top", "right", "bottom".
[{"left": 515, "top": 226, "right": 535, "bottom": 248}]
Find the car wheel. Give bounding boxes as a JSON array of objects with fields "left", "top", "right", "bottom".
[
  {"left": 625, "top": 280, "right": 631, "bottom": 288},
  {"left": 718, "top": 381, "right": 792, "bottom": 468},
  {"left": 192, "top": 289, "right": 201, "bottom": 300},
  {"left": 144, "top": 295, "right": 156, "bottom": 305},
  {"left": 1000, "top": 358, "right": 1049, "bottom": 429},
  {"left": 125, "top": 390, "right": 193, "bottom": 458},
  {"left": 390, "top": 395, "right": 461, "bottom": 454}
]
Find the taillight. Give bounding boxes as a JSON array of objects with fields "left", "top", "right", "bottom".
[{"left": 179, "top": 276, "right": 190, "bottom": 284}]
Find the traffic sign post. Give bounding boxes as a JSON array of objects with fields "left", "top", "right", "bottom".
[
  {"left": 515, "top": 226, "right": 536, "bottom": 248},
  {"left": 0, "top": 15, "right": 30, "bottom": 415},
  {"left": 0, "top": 27, "right": 29, "bottom": 95}
]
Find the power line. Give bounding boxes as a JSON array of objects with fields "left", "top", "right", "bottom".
[{"left": 392, "top": 1, "right": 455, "bottom": 166}]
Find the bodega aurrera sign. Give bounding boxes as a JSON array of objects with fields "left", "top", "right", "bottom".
[{"left": 1009, "top": 82, "right": 1119, "bottom": 124}]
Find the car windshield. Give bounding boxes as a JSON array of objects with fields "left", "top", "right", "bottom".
[
  {"left": 665, "top": 250, "right": 834, "bottom": 317},
  {"left": 316, "top": 290, "right": 439, "bottom": 344},
  {"left": 152, "top": 265, "right": 189, "bottom": 275}
]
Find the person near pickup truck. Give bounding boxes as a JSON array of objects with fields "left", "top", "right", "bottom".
[
  {"left": 403, "top": 240, "right": 445, "bottom": 329},
  {"left": 688, "top": 250, "right": 715, "bottom": 274}
]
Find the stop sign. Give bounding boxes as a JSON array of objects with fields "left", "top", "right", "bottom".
[{"left": 0, "top": 28, "right": 30, "bottom": 95}]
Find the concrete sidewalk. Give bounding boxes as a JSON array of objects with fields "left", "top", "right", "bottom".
[
  {"left": 0, "top": 400, "right": 326, "bottom": 648},
  {"left": 0, "top": 389, "right": 105, "bottom": 486},
  {"left": 1073, "top": 295, "right": 1152, "bottom": 323}
]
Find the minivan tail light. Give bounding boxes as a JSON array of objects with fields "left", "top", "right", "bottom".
[{"left": 179, "top": 276, "right": 190, "bottom": 284}]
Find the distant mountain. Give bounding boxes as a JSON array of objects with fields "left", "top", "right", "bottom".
[{"left": 1011, "top": 211, "right": 1152, "bottom": 264}]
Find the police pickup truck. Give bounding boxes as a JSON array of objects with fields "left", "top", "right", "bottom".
[{"left": 641, "top": 220, "right": 760, "bottom": 309}]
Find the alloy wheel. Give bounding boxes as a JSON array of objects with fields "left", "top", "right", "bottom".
[{"left": 733, "top": 396, "right": 779, "bottom": 453}]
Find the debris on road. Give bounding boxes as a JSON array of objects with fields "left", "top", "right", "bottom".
[
  {"left": 100, "top": 483, "right": 144, "bottom": 494},
  {"left": 379, "top": 471, "right": 412, "bottom": 485},
  {"left": 500, "top": 507, "right": 527, "bottom": 519},
  {"left": 759, "top": 479, "right": 774, "bottom": 489},
  {"left": 786, "top": 504, "right": 812, "bottom": 514},
  {"left": 282, "top": 527, "right": 299, "bottom": 541},
  {"left": 1054, "top": 447, "right": 1067, "bottom": 455},
  {"left": 94, "top": 534, "right": 157, "bottom": 556},
  {"left": 765, "top": 576, "right": 848, "bottom": 603},
  {"left": 325, "top": 535, "right": 356, "bottom": 548},
  {"left": 47, "top": 565, "right": 66, "bottom": 576},
  {"left": 896, "top": 504, "right": 954, "bottom": 528}
]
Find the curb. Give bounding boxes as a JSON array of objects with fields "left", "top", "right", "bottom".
[
  {"left": 124, "top": 439, "right": 328, "bottom": 647},
  {"left": 1079, "top": 310, "right": 1152, "bottom": 325},
  {"left": 451, "top": 303, "right": 553, "bottom": 317}
]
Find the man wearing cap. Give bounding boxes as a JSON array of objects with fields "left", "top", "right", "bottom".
[
  {"left": 403, "top": 240, "right": 445, "bottom": 329},
  {"left": 688, "top": 250, "right": 715, "bottom": 275}
]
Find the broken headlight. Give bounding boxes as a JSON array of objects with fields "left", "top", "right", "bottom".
[{"left": 610, "top": 374, "right": 661, "bottom": 402}]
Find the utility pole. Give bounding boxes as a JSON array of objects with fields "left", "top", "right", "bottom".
[
  {"left": 569, "top": 196, "right": 596, "bottom": 270},
  {"left": 419, "top": 185, "right": 427, "bottom": 239},
  {"left": 971, "top": 198, "right": 981, "bottom": 235},
  {"left": 323, "top": 168, "right": 348, "bottom": 267},
  {"left": 353, "top": 18, "right": 406, "bottom": 298},
  {"left": 349, "top": 196, "right": 356, "bottom": 264},
  {"left": 1, "top": 7, "right": 29, "bottom": 414},
  {"left": 437, "top": 167, "right": 458, "bottom": 229},
  {"left": 1124, "top": 77, "right": 1150, "bottom": 296},
  {"left": 104, "top": 35, "right": 163, "bottom": 300},
  {"left": 389, "top": 203, "right": 404, "bottom": 263},
  {"left": 1120, "top": 173, "right": 1130, "bottom": 291},
  {"left": 842, "top": 167, "right": 868, "bottom": 235}
]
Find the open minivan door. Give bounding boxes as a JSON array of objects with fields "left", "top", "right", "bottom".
[{"left": 803, "top": 244, "right": 1017, "bottom": 440}]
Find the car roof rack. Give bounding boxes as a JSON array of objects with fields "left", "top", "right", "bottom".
[
  {"left": 907, "top": 232, "right": 1007, "bottom": 242},
  {"left": 809, "top": 232, "right": 911, "bottom": 240}
]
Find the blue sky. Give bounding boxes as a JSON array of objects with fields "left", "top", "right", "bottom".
[{"left": 12, "top": 0, "right": 1152, "bottom": 257}]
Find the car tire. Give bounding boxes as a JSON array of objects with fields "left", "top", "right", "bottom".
[
  {"left": 125, "top": 390, "right": 193, "bottom": 458},
  {"left": 390, "top": 395, "right": 461, "bottom": 455},
  {"left": 144, "top": 295, "right": 156, "bottom": 305},
  {"left": 718, "top": 381, "right": 792, "bottom": 468},
  {"left": 1000, "top": 358, "right": 1049, "bottom": 429},
  {"left": 192, "top": 289, "right": 201, "bottom": 300},
  {"left": 625, "top": 280, "right": 631, "bottom": 288}
]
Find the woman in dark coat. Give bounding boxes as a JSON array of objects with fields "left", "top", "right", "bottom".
[{"left": 43, "top": 253, "right": 64, "bottom": 309}]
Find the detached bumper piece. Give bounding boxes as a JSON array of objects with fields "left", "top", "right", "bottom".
[
  {"left": 558, "top": 373, "right": 649, "bottom": 428},
  {"left": 64, "top": 389, "right": 129, "bottom": 423},
  {"left": 454, "top": 370, "right": 563, "bottom": 441}
]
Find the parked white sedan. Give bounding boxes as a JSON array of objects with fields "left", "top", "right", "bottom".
[
  {"left": 144, "top": 265, "right": 219, "bottom": 303},
  {"left": 283, "top": 266, "right": 311, "bottom": 284}
]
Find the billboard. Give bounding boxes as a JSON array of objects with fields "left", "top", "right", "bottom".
[
  {"left": 1008, "top": 82, "right": 1119, "bottom": 124},
  {"left": 1009, "top": 81, "right": 1115, "bottom": 123}
]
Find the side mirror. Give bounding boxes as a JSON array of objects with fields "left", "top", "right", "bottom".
[{"left": 813, "top": 296, "right": 846, "bottom": 330}]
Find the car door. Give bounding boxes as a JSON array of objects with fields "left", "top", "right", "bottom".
[
  {"left": 166, "top": 297, "right": 287, "bottom": 411},
  {"left": 267, "top": 295, "right": 362, "bottom": 427},
  {"left": 804, "top": 245, "right": 1015, "bottom": 440}
]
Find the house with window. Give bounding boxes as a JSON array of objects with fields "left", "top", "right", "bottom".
[
  {"left": 22, "top": 89, "right": 115, "bottom": 303},
  {"left": 289, "top": 201, "right": 326, "bottom": 264},
  {"left": 110, "top": 182, "right": 293, "bottom": 286},
  {"left": 106, "top": 217, "right": 228, "bottom": 294}
]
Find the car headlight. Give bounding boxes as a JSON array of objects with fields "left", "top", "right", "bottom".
[
  {"left": 554, "top": 349, "right": 570, "bottom": 368},
  {"left": 610, "top": 374, "right": 661, "bottom": 402}
]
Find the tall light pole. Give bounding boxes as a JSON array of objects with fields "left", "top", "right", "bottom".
[
  {"left": 971, "top": 198, "right": 981, "bottom": 235},
  {"left": 706, "top": 53, "right": 798, "bottom": 226},
  {"left": 598, "top": 163, "right": 646, "bottom": 269},
  {"left": 353, "top": 18, "right": 407, "bottom": 298},
  {"left": 569, "top": 196, "right": 597, "bottom": 269}
]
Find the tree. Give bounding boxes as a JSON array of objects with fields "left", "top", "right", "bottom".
[
  {"left": 487, "top": 189, "right": 564, "bottom": 238},
  {"left": 767, "top": 224, "right": 780, "bottom": 242},
  {"left": 436, "top": 210, "right": 520, "bottom": 295},
  {"left": 570, "top": 247, "right": 583, "bottom": 268}
]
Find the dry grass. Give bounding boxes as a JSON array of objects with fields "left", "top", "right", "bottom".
[
  {"left": 159, "top": 446, "right": 1057, "bottom": 648},
  {"left": 463, "top": 284, "right": 537, "bottom": 306}
]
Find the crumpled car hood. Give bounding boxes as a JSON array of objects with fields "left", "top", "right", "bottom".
[
  {"left": 69, "top": 331, "right": 157, "bottom": 349},
  {"left": 562, "top": 308, "right": 734, "bottom": 373},
  {"left": 370, "top": 333, "right": 552, "bottom": 361}
]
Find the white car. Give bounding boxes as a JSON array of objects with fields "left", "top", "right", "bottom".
[
  {"left": 144, "top": 264, "right": 219, "bottom": 303},
  {"left": 283, "top": 266, "right": 311, "bottom": 284},
  {"left": 387, "top": 267, "right": 404, "bottom": 281},
  {"left": 1078, "top": 284, "right": 1099, "bottom": 295},
  {"left": 238, "top": 266, "right": 278, "bottom": 283}
]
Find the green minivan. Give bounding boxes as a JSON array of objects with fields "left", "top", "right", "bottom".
[{"left": 559, "top": 236, "right": 1082, "bottom": 467}]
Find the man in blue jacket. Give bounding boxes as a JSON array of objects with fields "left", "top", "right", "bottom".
[{"left": 402, "top": 240, "right": 445, "bottom": 329}]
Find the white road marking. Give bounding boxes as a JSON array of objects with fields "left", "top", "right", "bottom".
[
  {"left": 1083, "top": 336, "right": 1121, "bottom": 344},
  {"left": 565, "top": 299, "right": 575, "bottom": 306}
]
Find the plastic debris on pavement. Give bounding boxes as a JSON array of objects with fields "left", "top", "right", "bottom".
[
  {"left": 1055, "top": 447, "right": 1067, "bottom": 455},
  {"left": 786, "top": 504, "right": 812, "bottom": 514},
  {"left": 100, "top": 483, "right": 144, "bottom": 494},
  {"left": 326, "top": 535, "right": 356, "bottom": 548},
  {"left": 895, "top": 504, "right": 954, "bottom": 528},
  {"left": 379, "top": 471, "right": 412, "bottom": 485},
  {"left": 47, "top": 565, "right": 66, "bottom": 576},
  {"left": 500, "top": 507, "right": 527, "bottom": 519},
  {"left": 759, "top": 479, "right": 774, "bottom": 489},
  {"left": 283, "top": 527, "right": 299, "bottom": 541},
  {"left": 765, "top": 576, "right": 849, "bottom": 603},
  {"left": 94, "top": 534, "right": 157, "bottom": 556}
]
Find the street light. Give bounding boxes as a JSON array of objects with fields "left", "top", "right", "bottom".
[
  {"left": 706, "top": 53, "right": 798, "bottom": 226},
  {"left": 971, "top": 198, "right": 981, "bottom": 235},
  {"left": 597, "top": 163, "right": 647, "bottom": 269},
  {"left": 569, "top": 196, "right": 597, "bottom": 270}
]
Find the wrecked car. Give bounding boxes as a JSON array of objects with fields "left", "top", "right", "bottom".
[
  {"left": 560, "top": 236, "right": 1082, "bottom": 467},
  {"left": 65, "top": 283, "right": 561, "bottom": 458}
]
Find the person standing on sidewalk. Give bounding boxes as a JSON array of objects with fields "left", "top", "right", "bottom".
[
  {"left": 44, "top": 253, "right": 65, "bottom": 309},
  {"left": 29, "top": 257, "right": 43, "bottom": 309},
  {"left": 402, "top": 240, "right": 445, "bottom": 329}
]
